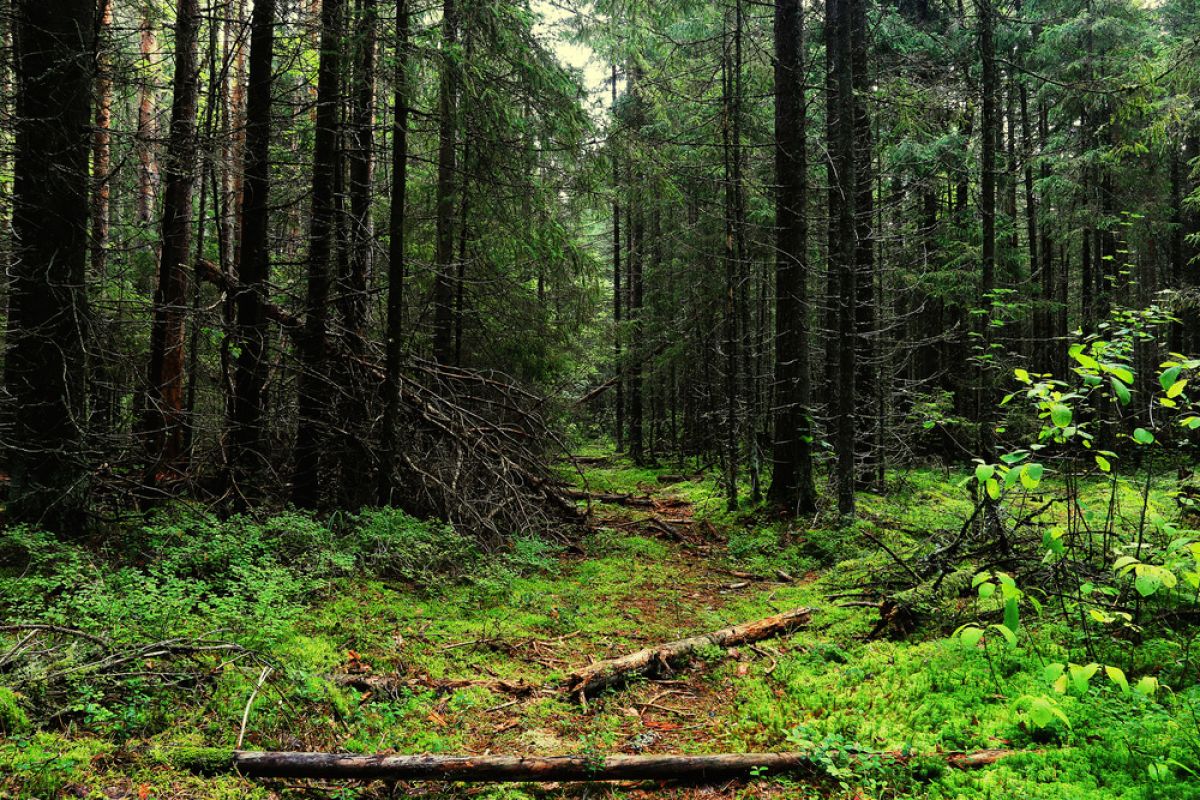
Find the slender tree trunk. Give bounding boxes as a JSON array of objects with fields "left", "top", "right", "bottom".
[
  {"left": 827, "top": 0, "right": 857, "bottom": 517},
  {"left": 91, "top": 0, "right": 113, "bottom": 280},
  {"left": 137, "top": 9, "right": 159, "bottom": 227},
  {"left": 628, "top": 64, "right": 644, "bottom": 464},
  {"left": 431, "top": 0, "right": 459, "bottom": 363},
  {"left": 612, "top": 62, "right": 624, "bottom": 453},
  {"left": 293, "top": 0, "right": 344, "bottom": 508},
  {"left": 767, "top": 0, "right": 816, "bottom": 515},
  {"left": 143, "top": 0, "right": 202, "bottom": 481},
  {"left": 6, "top": 0, "right": 95, "bottom": 531},
  {"left": 721, "top": 7, "right": 740, "bottom": 511},
  {"left": 976, "top": 0, "right": 996, "bottom": 460},
  {"left": 337, "top": 0, "right": 377, "bottom": 507},
  {"left": 850, "top": 0, "right": 876, "bottom": 487},
  {"left": 228, "top": 0, "right": 277, "bottom": 495},
  {"left": 379, "top": 0, "right": 410, "bottom": 504}
]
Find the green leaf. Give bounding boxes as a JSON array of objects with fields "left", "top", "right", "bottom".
[
  {"left": 975, "top": 464, "right": 995, "bottom": 483},
  {"left": 958, "top": 626, "right": 984, "bottom": 649},
  {"left": 1132, "top": 428, "right": 1155, "bottom": 445},
  {"left": 990, "top": 623, "right": 1017, "bottom": 646},
  {"left": 1135, "top": 573, "right": 1160, "bottom": 597},
  {"left": 1111, "top": 377, "right": 1131, "bottom": 406},
  {"left": 1108, "top": 365, "right": 1135, "bottom": 384},
  {"left": 1160, "top": 366, "right": 1182, "bottom": 393},
  {"left": 1095, "top": 455, "right": 1111, "bottom": 473},
  {"left": 1167, "top": 379, "right": 1187, "bottom": 399},
  {"left": 1105, "top": 665, "right": 1129, "bottom": 694},
  {"left": 1004, "top": 596, "right": 1019, "bottom": 633},
  {"left": 1021, "top": 463, "right": 1044, "bottom": 489},
  {"left": 1134, "top": 675, "right": 1159, "bottom": 697},
  {"left": 1050, "top": 404, "right": 1072, "bottom": 428},
  {"left": 986, "top": 478, "right": 1000, "bottom": 500},
  {"left": 978, "top": 581, "right": 996, "bottom": 599}
]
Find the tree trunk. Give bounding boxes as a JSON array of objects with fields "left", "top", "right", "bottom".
[
  {"left": 851, "top": 0, "right": 876, "bottom": 486},
  {"left": 767, "top": 0, "right": 816, "bottom": 515},
  {"left": 137, "top": 10, "right": 159, "bottom": 227},
  {"left": 628, "top": 66, "right": 645, "bottom": 464},
  {"left": 338, "top": 0, "right": 377, "bottom": 507},
  {"left": 143, "top": 0, "right": 202, "bottom": 481},
  {"left": 563, "top": 607, "right": 813, "bottom": 698},
  {"left": 721, "top": 9, "right": 740, "bottom": 511},
  {"left": 827, "top": 0, "right": 857, "bottom": 517},
  {"left": 612, "top": 62, "right": 624, "bottom": 453},
  {"left": 91, "top": 0, "right": 113, "bottom": 280},
  {"left": 431, "top": 0, "right": 459, "bottom": 363},
  {"left": 293, "top": 0, "right": 344, "bottom": 508},
  {"left": 228, "top": 0, "right": 277, "bottom": 496},
  {"left": 975, "top": 0, "right": 996, "bottom": 460},
  {"left": 5, "top": 0, "right": 95, "bottom": 531},
  {"left": 379, "top": 0, "right": 410, "bottom": 504}
]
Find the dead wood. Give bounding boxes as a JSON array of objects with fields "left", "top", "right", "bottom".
[
  {"left": 188, "top": 747, "right": 1021, "bottom": 781},
  {"left": 562, "top": 607, "right": 815, "bottom": 698}
]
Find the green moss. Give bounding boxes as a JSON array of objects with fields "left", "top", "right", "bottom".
[
  {"left": 0, "top": 686, "right": 28, "bottom": 734},
  {"left": 165, "top": 746, "right": 236, "bottom": 775}
]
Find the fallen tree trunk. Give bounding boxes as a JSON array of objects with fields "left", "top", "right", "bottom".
[
  {"left": 564, "top": 488, "right": 654, "bottom": 508},
  {"left": 180, "top": 748, "right": 1019, "bottom": 781},
  {"left": 563, "top": 607, "right": 814, "bottom": 698}
]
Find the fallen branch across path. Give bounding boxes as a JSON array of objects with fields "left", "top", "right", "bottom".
[
  {"left": 180, "top": 748, "right": 1021, "bottom": 782},
  {"left": 562, "top": 607, "right": 815, "bottom": 699}
]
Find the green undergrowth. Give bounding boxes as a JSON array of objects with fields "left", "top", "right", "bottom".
[{"left": 2, "top": 457, "right": 1199, "bottom": 798}]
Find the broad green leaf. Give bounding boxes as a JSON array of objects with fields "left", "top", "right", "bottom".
[
  {"left": 1004, "top": 597, "right": 1020, "bottom": 633},
  {"left": 1105, "top": 665, "right": 1129, "bottom": 693},
  {"left": 959, "top": 626, "right": 984, "bottom": 648},
  {"left": 1095, "top": 455, "right": 1111, "bottom": 472},
  {"left": 975, "top": 464, "right": 995, "bottom": 483},
  {"left": 1051, "top": 404, "right": 1072, "bottom": 428},
  {"left": 1167, "top": 379, "right": 1187, "bottom": 399},
  {"left": 978, "top": 581, "right": 996, "bottom": 599},
  {"left": 1133, "top": 428, "right": 1155, "bottom": 445},
  {"left": 1160, "top": 366, "right": 1182, "bottom": 393},
  {"left": 990, "top": 623, "right": 1017, "bottom": 646},
  {"left": 1111, "top": 377, "right": 1131, "bottom": 405}
]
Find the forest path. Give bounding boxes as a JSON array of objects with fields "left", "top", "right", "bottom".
[{"left": 312, "top": 456, "right": 831, "bottom": 798}]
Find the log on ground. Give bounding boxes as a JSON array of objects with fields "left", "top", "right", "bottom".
[
  {"left": 178, "top": 748, "right": 1021, "bottom": 782},
  {"left": 562, "top": 606, "right": 814, "bottom": 698}
]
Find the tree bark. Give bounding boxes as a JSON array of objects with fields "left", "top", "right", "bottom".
[
  {"left": 143, "top": 0, "right": 202, "bottom": 481},
  {"left": 768, "top": 0, "right": 816, "bottom": 515},
  {"left": 137, "top": 9, "right": 159, "bottom": 226},
  {"left": 293, "top": 0, "right": 344, "bottom": 508},
  {"left": 379, "top": 0, "right": 410, "bottom": 504},
  {"left": 187, "top": 748, "right": 1019, "bottom": 781},
  {"left": 432, "top": 0, "right": 459, "bottom": 363},
  {"left": 612, "top": 62, "right": 624, "bottom": 453},
  {"left": 562, "top": 607, "right": 813, "bottom": 698},
  {"left": 5, "top": 0, "right": 96, "bottom": 530},
  {"left": 827, "top": 0, "right": 857, "bottom": 517},
  {"left": 228, "top": 0, "right": 277, "bottom": 496}
]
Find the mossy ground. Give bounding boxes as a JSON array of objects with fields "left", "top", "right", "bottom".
[{"left": 2, "top": 453, "right": 1198, "bottom": 799}]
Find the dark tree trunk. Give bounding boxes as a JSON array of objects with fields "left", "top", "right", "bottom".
[
  {"left": 827, "top": 0, "right": 857, "bottom": 517},
  {"left": 228, "top": 0, "right": 277, "bottom": 496},
  {"left": 612, "top": 62, "right": 624, "bottom": 453},
  {"left": 379, "top": 0, "right": 410, "bottom": 504},
  {"left": 767, "top": 0, "right": 816, "bottom": 515},
  {"left": 431, "top": 0, "right": 459, "bottom": 363},
  {"left": 5, "top": 0, "right": 95, "bottom": 531},
  {"left": 850, "top": 0, "right": 876, "bottom": 485},
  {"left": 293, "top": 0, "right": 344, "bottom": 508},
  {"left": 144, "top": 0, "right": 202, "bottom": 481},
  {"left": 722, "top": 8, "right": 740, "bottom": 511},
  {"left": 976, "top": 0, "right": 996, "bottom": 459},
  {"left": 628, "top": 65, "right": 645, "bottom": 465},
  {"left": 338, "top": 0, "right": 377, "bottom": 507}
]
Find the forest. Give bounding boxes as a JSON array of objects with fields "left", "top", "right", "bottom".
[{"left": 2, "top": 0, "right": 1200, "bottom": 796}]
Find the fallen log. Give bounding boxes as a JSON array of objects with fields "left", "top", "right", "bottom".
[
  {"left": 178, "top": 748, "right": 1021, "bottom": 782},
  {"left": 562, "top": 607, "right": 814, "bottom": 698},
  {"left": 564, "top": 488, "right": 655, "bottom": 508}
]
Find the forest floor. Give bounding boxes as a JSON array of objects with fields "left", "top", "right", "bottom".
[{"left": 2, "top": 450, "right": 1197, "bottom": 799}]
